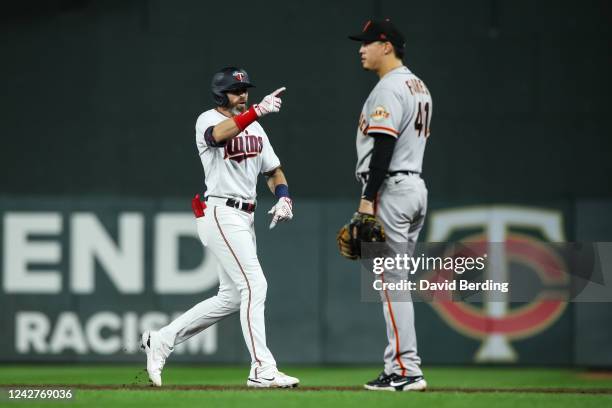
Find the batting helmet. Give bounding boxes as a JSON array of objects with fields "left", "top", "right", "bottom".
[{"left": 211, "top": 67, "right": 255, "bottom": 107}]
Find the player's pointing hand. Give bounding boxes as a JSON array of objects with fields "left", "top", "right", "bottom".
[
  {"left": 271, "top": 87, "right": 286, "bottom": 97},
  {"left": 254, "top": 87, "right": 286, "bottom": 117}
]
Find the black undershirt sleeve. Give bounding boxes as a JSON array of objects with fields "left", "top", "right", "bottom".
[{"left": 362, "top": 133, "right": 397, "bottom": 201}]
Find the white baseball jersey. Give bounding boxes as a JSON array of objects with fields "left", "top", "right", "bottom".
[
  {"left": 195, "top": 109, "right": 281, "bottom": 201},
  {"left": 355, "top": 66, "right": 432, "bottom": 177},
  {"left": 154, "top": 106, "right": 285, "bottom": 384}
]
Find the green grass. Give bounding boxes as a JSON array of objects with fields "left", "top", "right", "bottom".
[{"left": 1, "top": 365, "right": 611, "bottom": 408}]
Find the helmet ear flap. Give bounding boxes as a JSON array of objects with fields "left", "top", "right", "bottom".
[{"left": 212, "top": 92, "right": 229, "bottom": 107}]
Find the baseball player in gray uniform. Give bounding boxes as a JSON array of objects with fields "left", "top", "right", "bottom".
[
  {"left": 141, "top": 67, "right": 298, "bottom": 388},
  {"left": 348, "top": 19, "right": 432, "bottom": 391}
]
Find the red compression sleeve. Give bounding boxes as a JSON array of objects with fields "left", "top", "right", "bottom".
[{"left": 232, "top": 106, "right": 258, "bottom": 131}]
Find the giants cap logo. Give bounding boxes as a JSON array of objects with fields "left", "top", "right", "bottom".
[
  {"left": 426, "top": 206, "right": 568, "bottom": 362},
  {"left": 233, "top": 71, "right": 245, "bottom": 82}
]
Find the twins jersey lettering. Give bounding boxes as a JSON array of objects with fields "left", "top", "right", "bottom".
[
  {"left": 196, "top": 109, "right": 281, "bottom": 201},
  {"left": 355, "top": 66, "right": 432, "bottom": 177}
]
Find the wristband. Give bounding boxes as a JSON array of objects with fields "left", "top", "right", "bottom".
[
  {"left": 274, "top": 184, "right": 290, "bottom": 199},
  {"left": 232, "top": 106, "right": 258, "bottom": 131}
]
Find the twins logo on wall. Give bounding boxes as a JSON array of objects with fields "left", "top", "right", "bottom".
[{"left": 426, "top": 206, "right": 569, "bottom": 362}]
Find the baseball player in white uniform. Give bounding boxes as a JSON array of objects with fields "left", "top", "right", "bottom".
[
  {"left": 348, "top": 19, "right": 432, "bottom": 391},
  {"left": 141, "top": 67, "right": 298, "bottom": 388}
]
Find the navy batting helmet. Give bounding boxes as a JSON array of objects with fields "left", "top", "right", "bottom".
[{"left": 211, "top": 67, "right": 255, "bottom": 107}]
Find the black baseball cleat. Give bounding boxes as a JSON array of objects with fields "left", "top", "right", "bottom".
[{"left": 364, "top": 371, "right": 427, "bottom": 391}]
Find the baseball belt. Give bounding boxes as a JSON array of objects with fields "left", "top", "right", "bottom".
[
  {"left": 205, "top": 196, "right": 257, "bottom": 213},
  {"left": 358, "top": 170, "right": 420, "bottom": 182}
]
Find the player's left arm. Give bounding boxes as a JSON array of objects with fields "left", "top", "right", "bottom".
[
  {"left": 264, "top": 166, "right": 288, "bottom": 194},
  {"left": 264, "top": 167, "right": 292, "bottom": 229},
  {"left": 358, "top": 86, "right": 402, "bottom": 215},
  {"left": 358, "top": 134, "right": 396, "bottom": 215}
]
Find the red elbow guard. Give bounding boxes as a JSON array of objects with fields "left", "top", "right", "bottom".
[{"left": 233, "top": 106, "right": 258, "bottom": 131}]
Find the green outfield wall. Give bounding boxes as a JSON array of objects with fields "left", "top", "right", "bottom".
[{"left": 1, "top": 197, "right": 611, "bottom": 366}]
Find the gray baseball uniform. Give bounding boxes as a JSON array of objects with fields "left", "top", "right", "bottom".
[{"left": 355, "top": 65, "right": 432, "bottom": 377}]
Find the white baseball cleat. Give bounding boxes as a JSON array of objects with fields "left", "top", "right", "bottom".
[
  {"left": 247, "top": 371, "right": 300, "bottom": 388},
  {"left": 141, "top": 330, "right": 172, "bottom": 387}
]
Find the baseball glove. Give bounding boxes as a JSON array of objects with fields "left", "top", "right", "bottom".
[{"left": 337, "top": 212, "right": 386, "bottom": 260}]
